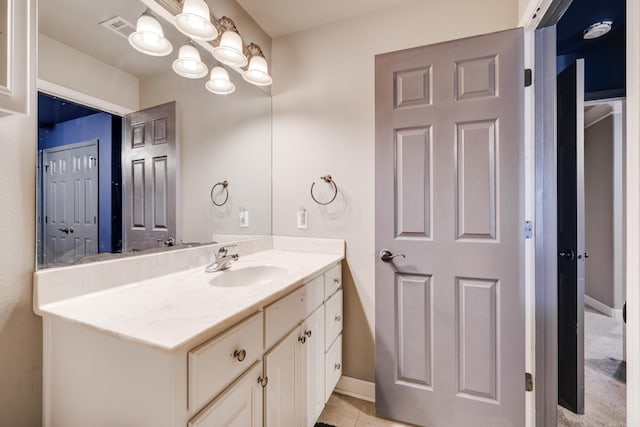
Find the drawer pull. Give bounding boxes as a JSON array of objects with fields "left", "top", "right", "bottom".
[
  {"left": 298, "top": 336, "right": 307, "bottom": 344},
  {"left": 305, "top": 330, "right": 312, "bottom": 338},
  {"left": 335, "top": 315, "right": 342, "bottom": 322},
  {"left": 335, "top": 363, "right": 341, "bottom": 370},
  {"left": 233, "top": 349, "right": 247, "bottom": 362},
  {"left": 333, "top": 278, "right": 340, "bottom": 284},
  {"left": 257, "top": 376, "right": 269, "bottom": 388}
]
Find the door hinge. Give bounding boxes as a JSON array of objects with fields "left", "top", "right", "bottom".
[
  {"left": 524, "top": 69, "right": 533, "bottom": 87},
  {"left": 524, "top": 221, "right": 533, "bottom": 239},
  {"left": 525, "top": 372, "right": 534, "bottom": 391}
]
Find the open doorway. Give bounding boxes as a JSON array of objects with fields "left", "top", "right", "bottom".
[
  {"left": 555, "top": 1, "right": 626, "bottom": 424},
  {"left": 37, "top": 92, "right": 123, "bottom": 268},
  {"left": 534, "top": 0, "right": 627, "bottom": 425},
  {"left": 558, "top": 97, "right": 627, "bottom": 425}
]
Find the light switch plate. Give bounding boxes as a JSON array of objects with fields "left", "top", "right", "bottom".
[
  {"left": 240, "top": 210, "right": 249, "bottom": 228},
  {"left": 297, "top": 209, "right": 308, "bottom": 229}
]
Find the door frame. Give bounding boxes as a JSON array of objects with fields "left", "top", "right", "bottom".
[{"left": 525, "top": 0, "right": 640, "bottom": 425}]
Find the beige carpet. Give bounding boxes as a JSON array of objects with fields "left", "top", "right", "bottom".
[{"left": 557, "top": 307, "right": 626, "bottom": 426}]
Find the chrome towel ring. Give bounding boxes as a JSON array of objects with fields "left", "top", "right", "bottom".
[
  {"left": 310, "top": 175, "right": 338, "bottom": 205},
  {"left": 211, "top": 180, "right": 229, "bottom": 206}
]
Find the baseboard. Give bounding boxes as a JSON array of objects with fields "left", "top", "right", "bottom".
[
  {"left": 334, "top": 376, "right": 375, "bottom": 403},
  {"left": 585, "top": 295, "right": 623, "bottom": 319}
]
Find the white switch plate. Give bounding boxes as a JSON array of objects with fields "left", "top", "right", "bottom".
[
  {"left": 297, "top": 209, "right": 308, "bottom": 229},
  {"left": 240, "top": 210, "right": 249, "bottom": 228}
]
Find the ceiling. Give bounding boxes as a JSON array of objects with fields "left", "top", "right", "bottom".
[
  {"left": 557, "top": 0, "right": 625, "bottom": 56},
  {"left": 556, "top": 0, "right": 625, "bottom": 98},
  {"left": 235, "top": 0, "right": 407, "bottom": 38},
  {"left": 39, "top": 0, "right": 187, "bottom": 79},
  {"left": 38, "top": 93, "right": 101, "bottom": 128}
]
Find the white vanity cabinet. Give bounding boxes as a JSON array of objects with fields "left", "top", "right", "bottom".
[
  {"left": 263, "top": 264, "right": 343, "bottom": 427},
  {"left": 264, "top": 305, "right": 325, "bottom": 427},
  {"left": 41, "top": 259, "right": 343, "bottom": 427}
]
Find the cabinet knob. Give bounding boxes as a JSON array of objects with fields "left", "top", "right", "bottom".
[
  {"left": 233, "top": 349, "right": 247, "bottom": 362},
  {"left": 335, "top": 315, "right": 342, "bottom": 322},
  {"left": 335, "top": 363, "right": 341, "bottom": 370},
  {"left": 298, "top": 336, "right": 307, "bottom": 344},
  {"left": 305, "top": 329, "right": 312, "bottom": 338},
  {"left": 257, "top": 376, "right": 268, "bottom": 388},
  {"left": 333, "top": 278, "right": 340, "bottom": 284}
]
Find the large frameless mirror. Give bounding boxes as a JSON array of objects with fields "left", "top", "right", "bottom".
[{"left": 36, "top": 0, "right": 272, "bottom": 269}]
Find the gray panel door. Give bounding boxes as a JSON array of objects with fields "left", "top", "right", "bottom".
[
  {"left": 557, "top": 59, "right": 585, "bottom": 414},
  {"left": 43, "top": 140, "right": 98, "bottom": 267},
  {"left": 123, "top": 102, "right": 176, "bottom": 251},
  {"left": 375, "top": 29, "right": 525, "bottom": 426}
]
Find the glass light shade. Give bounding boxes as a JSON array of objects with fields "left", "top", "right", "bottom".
[
  {"left": 206, "top": 66, "right": 236, "bottom": 95},
  {"left": 243, "top": 56, "right": 273, "bottom": 86},
  {"left": 172, "top": 45, "right": 208, "bottom": 79},
  {"left": 174, "top": 0, "right": 218, "bottom": 41},
  {"left": 128, "top": 15, "right": 173, "bottom": 57},
  {"left": 212, "top": 31, "right": 248, "bottom": 67}
]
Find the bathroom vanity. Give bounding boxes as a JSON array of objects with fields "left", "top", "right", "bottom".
[{"left": 34, "top": 237, "right": 344, "bottom": 427}]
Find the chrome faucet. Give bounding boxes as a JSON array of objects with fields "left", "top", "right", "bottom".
[{"left": 205, "top": 244, "right": 239, "bottom": 273}]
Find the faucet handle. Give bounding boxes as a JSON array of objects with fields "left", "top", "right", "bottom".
[{"left": 217, "top": 244, "right": 238, "bottom": 256}]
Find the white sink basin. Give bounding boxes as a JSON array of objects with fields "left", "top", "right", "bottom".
[{"left": 209, "top": 265, "right": 289, "bottom": 287}]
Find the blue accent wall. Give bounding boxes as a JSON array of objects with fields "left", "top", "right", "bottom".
[
  {"left": 557, "top": 44, "right": 626, "bottom": 100},
  {"left": 39, "top": 112, "right": 113, "bottom": 253}
]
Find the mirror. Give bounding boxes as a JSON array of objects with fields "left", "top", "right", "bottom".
[{"left": 36, "top": 0, "right": 272, "bottom": 269}]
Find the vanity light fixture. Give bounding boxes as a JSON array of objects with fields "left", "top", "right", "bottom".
[
  {"left": 129, "top": 10, "right": 173, "bottom": 56},
  {"left": 206, "top": 66, "right": 236, "bottom": 95},
  {"left": 212, "top": 17, "right": 248, "bottom": 67},
  {"left": 174, "top": 0, "right": 218, "bottom": 41},
  {"left": 243, "top": 43, "right": 273, "bottom": 86},
  {"left": 172, "top": 43, "right": 208, "bottom": 79}
]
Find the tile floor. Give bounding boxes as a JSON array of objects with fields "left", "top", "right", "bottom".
[{"left": 317, "top": 393, "right": 414, "bottom": 427}]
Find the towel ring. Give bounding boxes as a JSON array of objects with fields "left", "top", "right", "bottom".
[
  {"left": 210, "top": 180, "right": 229, "bottom": 206},
  {"left": 310, "top": 175, "right": 338, "bottom": 205}
]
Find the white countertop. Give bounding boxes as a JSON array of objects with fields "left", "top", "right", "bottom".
[{"left": 38, "top": 249, "right": 343, "bottom": 351}]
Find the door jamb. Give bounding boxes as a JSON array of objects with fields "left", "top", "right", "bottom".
[{"left": 625, "top": 0, "right": 640, "bottom": 424}]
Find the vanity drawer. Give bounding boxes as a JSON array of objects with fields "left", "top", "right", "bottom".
[
  {"left": 325, "top": 334, "right": 342, "bottom": 403},
  {"left": 324, "top": 289, "right": 343, "bottom": 351},
  {"left": 188, "top": 312, "right": 263, "bottom": 413},
  {"left": 323, "top": 264, "right": 342, "bottom": 299},
  {"left": 265, "top": 276, "right": 324, "bottom": 350}
]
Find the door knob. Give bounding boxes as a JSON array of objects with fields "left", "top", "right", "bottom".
[
  {"left": 559, "top": 249, "right": 575, "bottom": 261},
  {"left": 379, "top": 249, "right": 406, "bottom": 262}
]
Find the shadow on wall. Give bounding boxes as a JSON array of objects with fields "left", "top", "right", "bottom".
[{"left": 342, "top": 259, "right": 375, "bottom": 382}]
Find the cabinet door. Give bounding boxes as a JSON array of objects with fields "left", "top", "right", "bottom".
[
  {"left": 265, "top": 328, "right": 304, "bottom": 427},
  {"left": 301, "top": 306, "right": 325, "bottom": 427},
  {"left": 188, "top": 362, "right": 263, "bottom": 427}
]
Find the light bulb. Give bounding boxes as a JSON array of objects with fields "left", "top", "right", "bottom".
[
  {"left": 206, "top": 66, "right": 236, "bottom": 95},
  {"left": 174, "top": 0, "right": 218, "bottom": 41},
  {"left": 213, "top": 31, "right": 248, "bottom": 67},
  {"left": 129, "top": 14, "right": 173, "bottom": 57}
]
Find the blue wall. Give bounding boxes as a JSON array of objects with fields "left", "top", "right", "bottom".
[
  {"left": 557, "top": 44, "right": 626, "bottom": 100},
  {"left": 39, "top": 112, "right": 113, "bottom": 253}
]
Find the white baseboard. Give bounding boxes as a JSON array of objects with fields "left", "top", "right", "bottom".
[
  {"left": 334, "top": 376, "right": 375, "bottom": 403},
  {"left": 585, "top": 295, "right": 623, "bottom": 319}
]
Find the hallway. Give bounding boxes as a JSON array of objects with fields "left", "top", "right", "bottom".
[{"left": 558, "top": 307, "right": 626, "bottom": 426}]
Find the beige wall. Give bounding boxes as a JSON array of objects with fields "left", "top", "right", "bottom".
[
  {"left": 271, "top": 0, "right": 518, "bottom": 381},
  {"left": 585, "top": 117, "right": 615, "bottom": 307},
  {"left": 38, "top": 33, "right": 140, "bottom": 112},
  {"left": 0, "top": 0, "right": 41, "bottom": 425}
]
